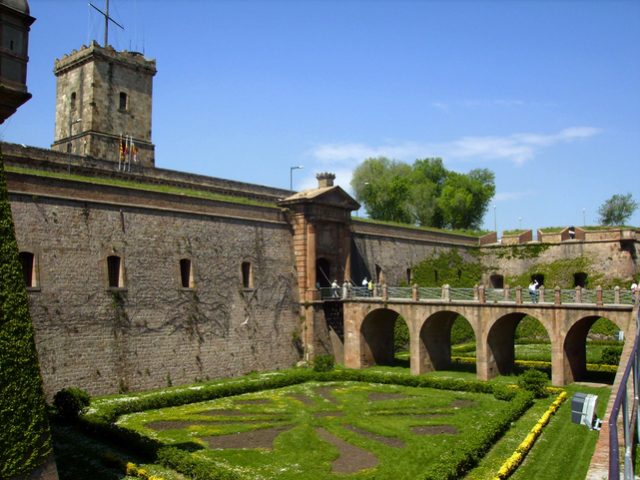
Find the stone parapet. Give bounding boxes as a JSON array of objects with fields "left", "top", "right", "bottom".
[
  {"left": 351, "top": 219, "right": 479, "bottom": 247},
  {"left": 54, "top": 41, "right": 156, "bottom": 77},
  {"left": 501, "top": 229, "right": 533, "bottom": 245},
  {"left": 6, "top": 169, "right": 286, "bottom": 226},
  {"left": 2, "top": 142, "right": 291, "bottom": 203}
]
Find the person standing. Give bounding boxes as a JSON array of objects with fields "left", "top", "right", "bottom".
[
  {"left": 331, "top": 279, "right": 339, "bottom": 298},
  {"left": 528, "top": 280, "right": 539, "bottom": 303}
]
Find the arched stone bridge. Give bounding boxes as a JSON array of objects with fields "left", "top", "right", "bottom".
[{"left": 338, "top": 286, "right": 636, "bottom": 386}]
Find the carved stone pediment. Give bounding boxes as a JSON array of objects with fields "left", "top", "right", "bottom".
[{"left": 279, "top": 185, "right": 360, "bottom": 212}]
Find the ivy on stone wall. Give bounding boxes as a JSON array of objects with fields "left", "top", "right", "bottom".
[
  {"left": 0, "top": 154, "right": 53, "bottom": 478},
  {"left": 412, "top": 250, "right": 485, "bottom": 288},
  {"left": 491, "top": 243, "right": 551, "bottom": 261},
  {"left": 504, "top": 256, "right": 606, "bottom": 289}
]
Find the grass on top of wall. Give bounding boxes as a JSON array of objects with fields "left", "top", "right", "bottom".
[
  {"left": 351, "top": 216, "right": 485, "bottom": 238},
  {"left": 6, "top": 166, "right": 278, "bottom": 209}
]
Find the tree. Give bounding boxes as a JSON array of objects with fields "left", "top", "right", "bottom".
[
  {"left": 598, "top": 193, "right": 638, "bottom": 226},
  {"left": 0, "top": 154, "right": 54, "bottom": 478},
  {"left": 438, "top": 169, "right": 495, "bottom": 230},
  {"left": 351, "top": 157, "right": 495, "bottom": 230},
  {"left": 351, "top": 157, "right": 413, "bottom": 224}
]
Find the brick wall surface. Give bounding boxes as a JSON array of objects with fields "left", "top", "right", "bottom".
[{"left": 11, "top": 193, "right": 300, "bottom": 399}]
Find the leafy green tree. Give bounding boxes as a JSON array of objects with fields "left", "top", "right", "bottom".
[
  {"left": 351, "top": 157, "right": 495, "bottom": 230},
  {"left": 351, "top": 157, "right": 413, "bottom": 224},
  {"left": 598, "top": 193, "right": 638, "bottom": 226},
  {"left": 438, "top": 169, "right": 495, "bottom": 230}
]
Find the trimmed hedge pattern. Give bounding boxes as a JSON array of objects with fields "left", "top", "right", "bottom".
[
  {"left": 0, "top": 153, "right": 53, "bottom": 477},
  {"left": 81, "top": 369, "right": 533, "bottom": 480}
]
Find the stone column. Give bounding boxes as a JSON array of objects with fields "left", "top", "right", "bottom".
[
  {"left": 575, "top": 286, "right": 582, "bottom": 303},
  {"left": 596, "top": 286, "right": 603, "bottom": 306},
  {"left": 306, "top": 221, "right": 317, "bottom": 302},
  {"left": 478, "top": 285, "right": 486, "bottom": 303},
  {"left": 515, "top": 286, "right": 522, "bottom": 304},
  {"left": 343, "top": 303, "right": 362, "bottom": 369},
  {"left": 412, "top": 284, "right": 419, "bottom": 301},
  {"left": 442, "top": 284, "right": 450, "bottom": 302},
  {"left": 554, "top": 286, "right": 561, "bottom": 305},
  {"left": 343, "top": 224, "right": 352, "bottom": 284}
]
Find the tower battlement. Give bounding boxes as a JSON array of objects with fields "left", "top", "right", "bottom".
[{"left": 51, "top": 41, "right": 156, "bottom": 167}]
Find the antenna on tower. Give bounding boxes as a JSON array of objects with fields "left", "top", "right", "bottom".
[{"left": 89, "top": 0, "right": 124, "bottom": 47}]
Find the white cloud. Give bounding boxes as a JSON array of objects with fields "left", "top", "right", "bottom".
[
  {"left": 494, "top": 190, "right": 534, "bottom": 202},
  {"left": 309, "top": 127, "right": 602, "bottom": 167}
]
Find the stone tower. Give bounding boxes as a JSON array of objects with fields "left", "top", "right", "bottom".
[{"left": 51, "top": 41, "right": 156, "bottom": 167}]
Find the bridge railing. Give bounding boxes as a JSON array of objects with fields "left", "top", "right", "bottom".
[
  {"left": 608, "top": 306, "right": 639, "bottom": 479},
  {"left": 339, "top": 284, "right": 636, "bottom": 306}
]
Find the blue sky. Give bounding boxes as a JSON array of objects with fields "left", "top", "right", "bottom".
[{"left": 2, "top": 0, "right": 639, "bottom": 232}]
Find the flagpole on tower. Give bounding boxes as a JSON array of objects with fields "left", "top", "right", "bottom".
[{"left": 89, "top": 0, "right": 124, "bottom": 47}]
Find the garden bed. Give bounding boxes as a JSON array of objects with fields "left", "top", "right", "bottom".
[{"left": 81, "top": 370, "right": 533, "bottom": 480}]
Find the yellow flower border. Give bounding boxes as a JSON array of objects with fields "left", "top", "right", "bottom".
[
  {"left": 125, "top": 462, "right": 165, "bottom": 480},
  {"left": 101, "top": 452, "right": 165, "bottom": 480},
  {"left": 493, "top": 391, "right": 568, "bottom": 479}
]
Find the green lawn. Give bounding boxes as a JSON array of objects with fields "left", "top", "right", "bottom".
[
  {"left": 116, "top": 381, "right": 524, "bottom": 480},
  {"left": 52, "top": 367, "right": 612, "bottom": 480}
]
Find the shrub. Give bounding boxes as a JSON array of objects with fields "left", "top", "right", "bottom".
[
  {"left": 451, "top": 316, "right": 474, "bottom": 344},
  {"left": 313, "top": 354, "right": 335, "bottom": 372},
  {"left": 601, "top": 346, "right": 622, "bottom": 365},
  {"left": 394, "top": 318, "right": 410, "bottom": 352},
  {"left": 54, "top": 387, "right": 91, "bottom": 421},
  {"left": 493, "top": 384, "right": 516, "bottom": 401},
  {"left": 517, "top": 369, "right": 549, "bottom": 398}
]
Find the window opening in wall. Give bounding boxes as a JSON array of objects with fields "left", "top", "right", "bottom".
[
  {"left": 119, "top": 92, "right": 128, "bottom": 111},
  {"left": 242, "top": 261, "right": 253, "bottom": 289},
  {"left": 107, "top": 255, "right": 123, "bottom": 288},
  {"left": 574, "top": 272, "right": 588, "bottom": 288},
  {"left": 490, "top": 274, "right": 504, "bottom": 289},
  {"left": 375, "top": 264, "right": 382, "bottom": 283},
  {"left": 66, "top": 142, "right": 71, "bottom": 153},
  {"left": 316, "top": 258, "right": 331, "bottom": 288},
  {"left": 19, "top": 252, "right": 35, "bottom": 288},
  {"left": 70, "top": 92, "right": 76, "bottom": 110},
  {"left": 434, "top": 269, "right": 439, "bottom": 283},
  {"left": 406, "top": 268, "right": 412, "bottom": 285},
  {"left": 180, "top": 258, "right": 193, "bottom": 288}
]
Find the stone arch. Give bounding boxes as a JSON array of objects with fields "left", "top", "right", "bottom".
[
  {"left": 417, "top": 310, "right": 475, "bottom": 373},
  {"left": 563, "top": 315, "right": 625, "bottom": 382},
  {"left": 490, "top": 273, "right": 504, "bottom": 289},
  {"left": 360, "top": 308, "right": 405, "bottom": 367},
  {"left": 486, "top": 312, "right": 552, "bottom": 377}
]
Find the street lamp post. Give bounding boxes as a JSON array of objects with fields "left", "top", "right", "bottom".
[
  {"left": 493, "top": 205, "right": 497, "bottom": 234},
  {"left": 290, "top": 165, "right": 303, "bottom": 191}
]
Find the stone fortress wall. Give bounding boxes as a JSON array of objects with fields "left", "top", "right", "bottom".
[
  {"left": 6, "top": 141, "right": 639, "bottom": 398},
  {"left": 4, "top": 40, "right": 639, "bottom": 400},
  {"left": 6, "top": 145, "right": 301, "bottom": 399}
]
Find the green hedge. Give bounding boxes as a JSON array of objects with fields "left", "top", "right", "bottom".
[
  {"left": 0, "top": 154, "right": 53, "bottom": 478},
  {"left": 80, "top": 368, "right": 531, "bottom": 479}
]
